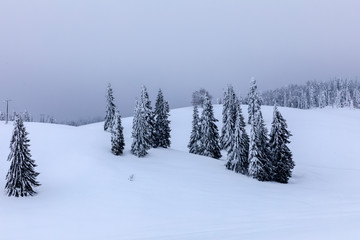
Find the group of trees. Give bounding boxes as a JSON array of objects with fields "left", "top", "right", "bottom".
[
  {"left": 104, "top": 84, "right": 171, "bottom": 157},
  {"left": 131, "top": 86, "right": 171, "bottom": 157},
  {"left": 261, "top": 78, "right": 360, "bottom": 109},
  {"left": 189, "top": 79, "right": 295, "bottom": 183},
  {"left": 188, "top": 93, "right": 222, "bottom": 159}
]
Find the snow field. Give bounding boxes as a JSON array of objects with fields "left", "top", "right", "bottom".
[{"left": 0, "top": 105, "right": 360, "bottom": 239}]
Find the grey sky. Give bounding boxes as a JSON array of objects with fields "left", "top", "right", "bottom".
[{"left": 1, "top": 0, "right": 359, "bottom": 122}]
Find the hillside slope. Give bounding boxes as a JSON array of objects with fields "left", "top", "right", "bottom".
[{"left": 0, "top": 105, "right": 360, "bottom": 240}]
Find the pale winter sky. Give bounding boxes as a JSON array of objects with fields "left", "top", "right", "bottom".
[{"left": 0, "top": 0, "right": 359, "bottom": 122}]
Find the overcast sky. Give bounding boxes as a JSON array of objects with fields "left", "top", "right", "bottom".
[{"left": 1, "top": 0, "right": 359, "bottom": 122}]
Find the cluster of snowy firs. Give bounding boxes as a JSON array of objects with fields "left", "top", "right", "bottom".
[
  {"left": 104, "top": 84, "right": 171, "bottom": 157},
  {"left": 189, "top": 79, "right": 295, "bottom": 183},
  {"left": 261, "top": 78, "right": 360, "bottom": 109}
]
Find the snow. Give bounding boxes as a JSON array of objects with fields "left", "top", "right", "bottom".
[{"left": 1, "top": 105, "right": 360, "bottom": 239}]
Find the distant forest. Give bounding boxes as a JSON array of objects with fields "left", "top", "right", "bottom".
[{"left": 260, "top": 78, "right": 360, "bottom": 109}]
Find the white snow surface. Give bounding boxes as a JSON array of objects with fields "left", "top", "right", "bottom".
[{"left": 1, "top": 105, "right": 360, "bottom": 240}]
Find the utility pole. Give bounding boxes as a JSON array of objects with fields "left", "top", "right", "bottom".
[{"left": 4, "top": 99, "right": 12, "bottom": 124}]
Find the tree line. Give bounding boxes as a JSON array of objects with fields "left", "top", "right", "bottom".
[{"left": 261, "top": 78, "right": 360, "bottom": 109}]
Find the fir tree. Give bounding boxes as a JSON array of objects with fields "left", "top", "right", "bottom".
[
  {"left": 248, "top": 109, "right": 272, "bottom": 181},
  {"left": 131, "top": 100, "right": 151, "bottom": 157},
  {"left": 199, "top": 94, "right": 222, "bottom": 159},
  {"left": 269, "top": 106, "right": 295, "bottom": 183},
  {"left": 154, "top": 89, "right": 171, "bottom": 148},
  {"left": 226, "top": 99, "right": 249, "bottom": 174},
  {"left": 226, "top": 99, "right": 249, "bottom": 172},
  {"left": 5, "top": 116, "right": 40, "bottom": 197},
  {"left": 104, "top": 83, "right": 116, "bottom": 131},
  {"left": 139, "top": 85, "right": 156, "bottom": 148},
  {"left": 188, "top": 105, "right": 202, "bottom": 154},
  {"left": 248, "top": 78, "right": 262, "bottom": 124},
  {"left": 111, "top": 110, "right": 125, "bottom": 155},
  {"left": 220, "top": 85, "right": 237, "bottom": 150}
]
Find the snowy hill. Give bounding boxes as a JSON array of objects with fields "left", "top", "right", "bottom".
[{"left": 1, "top": 105, "right": 360, "bottom": 240}]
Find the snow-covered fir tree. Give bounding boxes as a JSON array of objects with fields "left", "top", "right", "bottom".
[
  {"left": 269, "top": 106, "right": 295, "bottom": 183},
  {"left": 188, "top": 105, "right": 202, "bottom": 154},
  {"left": 139, "top": 85, "right": 157, "bottom": 148},
  {"left": 247, "top": 92, "right": 272, "bottom": 182},
  {"left": 226, "top": 99, "right": 249, "bottom": 174},
  {"left": 248, "top": 78, "right": 262, "bottom": 124},
  {"left": 131, "top": 100, "right": 151, "bottom": 157},
  {"left": 5, "top": 116, "right": 40, "bottom": 197},
  {"left": 220, "top": 85, "right": 237, "bottom": 150},
  {"left": 199, "top": 94, "right": 222, "bottom": 159},
  {"left": 104, "top": 83, "right": 116, "bottom": 131},
  {"left": 154, "top": 89, "right": 171, "bottom": 148},
  {"left": 111, "top": 110, "right": 125, "bottom": 155}
]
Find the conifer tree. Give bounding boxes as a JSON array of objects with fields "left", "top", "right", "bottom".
[
  {"left": 131, "top": 100, "right": 151, "bottom": 157},
  {"left": 269, "top": 106, "right": 295, "bottom": 183},
  {"left": 111, "top": 110, "right": 125, "bottom": 155},
  {"left": 199, "top": 94, "right": 221, "bottom": 159},
  {"left": 248, "top": 78, "right": 262, "bottom": 124},
  {"left": 104, "top": 83, "right": 116, "bottom": 131},
  {"left": 188, "top": 105, "right": 202, "bottom": 154},
  {"left": 5, "top": 116, "right": 40, "bottom": 197},
  {"left": 139, "top": 85, "right": 156, "bottom": 148},
  {"left": 226, "top": 99, "right": 249, "bottom": 174},
  {"left": 154, "top": 89, "right": 171, "bottom": 148},
  {"left": 220, "top": 85, "right": 237, "bottom": 150}
]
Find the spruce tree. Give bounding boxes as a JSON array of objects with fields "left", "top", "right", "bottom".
[
  {"left": 226, "top": 99, "right": 249, "bottom": 174},
  {"left": 5, "top": 116, "right": 40, "bottom": 197},
  {"left": 220, "top": 85, "right": 237, "bottom": 151},
  {"left": 199, "top": 94, "right": 222, "bottom": 159},
  {"left": 111, "top": 110, "right": 125, "bottom": 155},
  {"left": 139, "top": 85, "right": 156, "bottom": 148},
  {"left": 104, "top": 83, "right": 116, "bottom": 131},
  {"left": 154, "top": 89, "right": 171, "bottom": 148},
  {"left": 248, "top": 109, "right": 272, "bottom": 181},
  {"left": 131, "top": 100, "right": 151, "bottom": 157},
  {"left": 269, "top": 106, "right": 295, "bottom": 183},
  {"left": 188, "top": 105, "right": 202, "bottom": 154},
  {"left": 248, "top": 78, "right": 262, "bottom": 124}
]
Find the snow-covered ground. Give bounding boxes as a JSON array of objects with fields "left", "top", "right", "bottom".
[{"left": 1, "top": 105, "right": 360, "bottom": 240}]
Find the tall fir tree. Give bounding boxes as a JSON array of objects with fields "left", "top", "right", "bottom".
[
  {"left": 220, "top": 85, "right": 237, "bottom": 150},
  {"left": 139, "top": 85, "right": 157, "bottom": 148},
  {"left": 131, "top": 100, "right": 151, "bottom": 157},
  {"left": 5, "top": 116, "right": 40, "bottom": 197},
  {"left": 226, "top": 99, "right": 249, "bottom": 174},
  {"left": 154, "top": 89, "right": 171, "bottom": 148},
  {"left": 111, "top": 110, "right": 125, "bottom": 155},
  {"left": 104, "top": 83, "right": 116, "bottom": 131},
  {"left": 199, "top": 94, "right": 222, "bottom": 159},
  {"left": 188, "top": 105, "right": 202, "bottom": 154},
  {"left": 269, "top": 106, "right": 295, "bottom": 183},
  {"left": 248, "top": 78, "right": 262, "bottom": 124}
]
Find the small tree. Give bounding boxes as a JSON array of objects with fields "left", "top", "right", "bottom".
[
  {"left": 248, "top": 78, "right": 262, "bottom": 124},
  {"left": 131, "top": 100, "right": 151, "bottom": 157},
  {"left": 191, "top": 88, "right": 213, "bottom": 107},
  {"left": 5, "top": 116, "right": 40, "bottom": 197},
  {"left": 199, "top": 94, "right": 221, "bottom": 159},
  {"left": 269, "top": 106, "right": 295, "bottom": 183},
  {"left": 111, "top": 110, "right": 125, "bottom": 155},
  {"left": 188, "top": 105, "right": 202, "bottom": 154},
  {"left": 154, "top": 89, "right": 171, "bottom": 148},
  {"left": 104, "top": 83, "right": 116, "bottom": 131}
]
